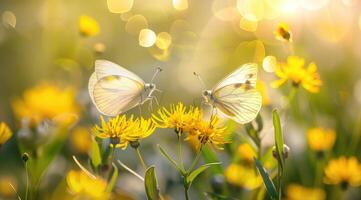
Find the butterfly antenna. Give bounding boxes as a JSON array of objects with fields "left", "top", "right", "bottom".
[
  {"left": 193, "top": 72, "right": 207, "bottom": 89},
  {"left": 151, "top": 67, "right": 163, "bottom": 83}
]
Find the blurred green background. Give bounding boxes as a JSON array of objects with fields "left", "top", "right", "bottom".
[{"left": 0, "top": 0, "right": 361, "bottom": 199}]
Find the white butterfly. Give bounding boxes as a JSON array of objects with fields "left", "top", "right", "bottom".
[
  {"left": 200, "top": 63, "right": 262, "bottom": 124},
  {"left": 88, "top": 60, "right": 161, "bottom": 116}
]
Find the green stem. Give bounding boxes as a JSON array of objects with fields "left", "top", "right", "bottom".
[
  {"left": 135, "top": 147, "right": 147, "bottom": 170},
  {"left": 288, "top": 86, "right": 297, "bottom": 103},
  {"left": 187, "top": 146, "right": 203, "bottom": 174},
  {"left": 185, "top": 186, "right": 190, "bottom": 200},
  {"left": 177, "top": 132, "right": 185, "bottom": 171},
  {"left": 314, "top": 155, "right": 324, "bottom": 187},
  {"left": 277, "top": 166, "right": 282, "bottom": 200},
  {"left": 25, "top": 162, "right": 29, "bottom": 200}
]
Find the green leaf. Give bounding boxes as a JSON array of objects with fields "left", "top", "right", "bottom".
[
  {"left": 272, "top": 109, "right": 284, "bottom": 169},
  {"left": 90, "top": 138, "right": 102, "bottom": 168},
  {"left": 158, "top": 144, "right": 185, "bottom": 175},
  {"left": 254, "top": 158, "right": 278, "bottom": 200},
  {"left": 106, "top": 163, "right": 118, "bottom": 192},
  {"left": 201, "top": 146, "right": 223, "bottom": 174},
  {"left": 144, "top": 166, "right": 160, "bottom": 200},
  {"left": 187, "top": 162, "right": 221, "bottom": 186}
]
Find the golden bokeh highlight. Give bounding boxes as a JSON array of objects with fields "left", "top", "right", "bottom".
[
  {"left": 212, "top": 0, "right": 239, "bottom": 21},
  {"left": 120, "top": 11, "right": 133, "bottom": 22},
  {"left": 125, "top": 14, "right": 148, "bottom": 35},
  {"left": 94, "top": 42, "right": 106, "bottom": 54},
  {"left": 139, "top": 29, "right": 156, "bottom": 47},
  {"left": 2, "top": 11, "right": 16, "bottom": 28},
  {"left": 107, "top": 0, "right": 134, "bottom": 14},
  {"left": 149, "top": 47, "right": 170, "bottom": 61},
  {"left": 262, "top": 56, "right": 277, "bottom": 72},
  {"left": 237, "top": 0, "right": 264, "bottom": 21},
  {"left": 300, "top": 0, "right": 329, "bottom": 11},
  {"left": 156, "top": 32, "right": 172, "bottom": 50},
  {"left": 172, "top": 0, "right": 188, "bottom": 11},
  {"left": 239, "top": 17, "right": 258, "bottom": 32}
]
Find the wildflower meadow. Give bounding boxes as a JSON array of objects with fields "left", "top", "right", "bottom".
[{"left": 0, "top": 0, "right": 361, "bottom": 200}]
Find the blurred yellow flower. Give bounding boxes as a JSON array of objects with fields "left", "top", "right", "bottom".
[
  {"left": 12, "top": 83, "right": 79, "bottom": 125},
  {"left": 274, "top": 22, "right": 292, "bottom": 42},
  {"left": 0, "top": 176, "right": 17, "bottom": 198},
  {"left": 238, "top": 143, "right": 256, "bottom": 162},
  {"left": 286, "top": 184, "right": 326, "bottom": 200},
  {"left": 324, "top": 156, "right": 361, "bottom": 188},
  {"left": 93, "top": 115, "right": 155, "bottom": 149},
  {"left": 271, "top": 56, "right": 322, "bottom": 93},
  {"left": 0, "top": 122, "right": 12, "bottom": 146},
  {"left": 79, "top": 15, "right": 100, "bottom": 37},
  {"left": 66, "top": 170, "right": 108, "bottom": 199},
  {"left": 185, "top": 115, "right": 228, "bottom": 150},
  {"left": 224, "top": 164, "right": 262, "bottom": 190},
  {"left": 257, "top": 80, "right": 271, "bottom": 105},
  {"left": 71, "top": 127, "right": 92, "bottom": 154},
  {"left": 307, "top": 127, "right": 336, "bottom": 152}
]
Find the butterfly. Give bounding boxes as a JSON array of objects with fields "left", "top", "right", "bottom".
[
  {"left": 199, "top": 63, "right": 262, "bottom": 124},
  {"left": 88, "top": 59, "right": 161, "bottom": 116}
]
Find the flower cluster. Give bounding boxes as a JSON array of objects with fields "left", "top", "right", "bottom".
[
  {"left": 93, "top": 115, "right": 155, "bottom": 149},
  {"left": 153, "top": 103, "right": 229, "bottom": 149},
  {"left": 272, "top": 56, "right": 322, "bottom": 93}
]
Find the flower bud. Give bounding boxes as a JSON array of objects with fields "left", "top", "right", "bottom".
[
  {"left": 272, "top": 144, "right": 290, "bottom": 159},
  {"left": 22, "top": 152, "right": 29, "bottom": 163}
]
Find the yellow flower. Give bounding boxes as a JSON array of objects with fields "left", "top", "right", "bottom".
[
  {"left": 0, "top": 122, "right": 12, "bottom": 146},
  {"left": 307, "top": 128, "right": 336, "bottom": 152},
  {"left": 324, "top": 156, "right": 361, "bottom": 187},
  {"left": 224, "top": 164, "right": 263, "bottom": 190},
  {"left": 185, "top": 115, "right": 228, "bottom": 150},
  {"left": 71, "top": 127, "right": 92, "bottom": 154},
  {"left": 286, "top": 184, "right": 326, "bottom": 200},
  {"left": 66, "top": 170, "right": 108, "bottom": 199},
  {"left": 271, "top": 56, "right": 322, "bottom": 93},
  {"left": 93, "top": 115, "right": 155, "bottom": 149},
  {"left": 79, "top": 15, "right": 100, "bottom": 37},
  {"left": 118, "top": 116, "right": 156, "bottom": 149},
  {"left": 238, "top": 143, "right": 256, "bottom": 162},
  {"left": 274, "top": 22, "right": 292, "bottom": 42},
  {"left": 153, "top": 102, "right": 202, "bottom": 133},
  {"left": 12, "top": 82, "right": 79, "bottom": 125}
]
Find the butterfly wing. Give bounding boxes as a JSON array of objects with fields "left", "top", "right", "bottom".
[
  {"left": 212, "top": 63, "right": 262, "bottom": 124},
  {"left": 95, "top": 59, "right": 145, "bottom": 84},
  {"left": 88, "top": 72, "right": 97, "bottom": 103},
  {"left": 92, "top": 75, "right": 144, "bottom": 116}
]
